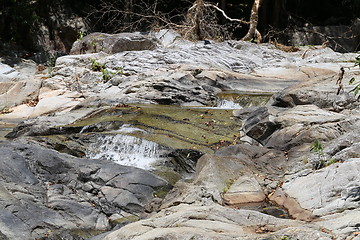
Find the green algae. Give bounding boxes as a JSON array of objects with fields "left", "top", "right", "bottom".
[
  {"left": 152, "top": 167, "right": 182, "bottom": 186},
  {"left": 68, "top": 104, "right": 242, "bottom": 153},
  {"left": 217, "top": 91, "right": 272, "bottom": 108}
]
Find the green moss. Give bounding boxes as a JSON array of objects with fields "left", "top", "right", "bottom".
[
  {"left": 217, "top": 91, "right": 272, "bottom": 108},
  {"left": 222, "top": 178, "right": 236, "bottom": 193}
]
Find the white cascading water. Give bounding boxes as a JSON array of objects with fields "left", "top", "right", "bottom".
[
  {"left": 216, "top": 99, "right": 243, "bottom": 109},
  {"left": 86, "top": 125, "right": 167, "bottom": 169}
]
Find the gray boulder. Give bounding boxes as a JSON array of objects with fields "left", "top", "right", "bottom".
[
  {"left": 70, "top": 32, "right": 158, "bottom": 54},
  {"left": 242, "top": 107, "right": 280, "bottom": 145},
  {"left": 281, "top": 158, "right": 360, "bottom": 217},
  {"left": 0, "top": 141, "right": 168, "bottom": 239},
  {"left": 270, "top": 68, "right": 359, "bottom": 110},
  {"left": 0, "top": 61, "right": 41, "bottom": 110},
  {"left": 265, "top": 104, "right": 354, "bottom": 150}
]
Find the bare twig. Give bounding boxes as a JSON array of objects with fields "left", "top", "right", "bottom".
[
  {"left": 203, "top": 3, "right": 249, "bottom": 24},
  {"left": 336, "top": 67, "right": 345, "bottom": 95}
]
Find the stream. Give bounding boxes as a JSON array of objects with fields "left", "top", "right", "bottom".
[{"left": 69, "top": 92, "right": 272, "bottom": 170}]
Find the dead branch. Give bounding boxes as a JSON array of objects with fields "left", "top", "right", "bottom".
[
  {"left": 90, "top": 0, "right": 248, "bottom": 41},
  {"left": 89, "top": 0, "right": 186, "bottom": 33},
  {"left": 336, "top": 67, "right": 345, "bottom": 95},
  {"left": 203, "top": 3, "right": 249, "bottom": 25}
]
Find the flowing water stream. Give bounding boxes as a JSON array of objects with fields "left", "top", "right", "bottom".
[
  {"left": 86, "top": 125, "right": 169, "bottom": 169},
  {"left": 74, "top": 92, "right": 273, "bottom": 170}
]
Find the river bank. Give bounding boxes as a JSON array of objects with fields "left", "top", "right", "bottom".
[{"left": 1, "top": 30, "right": 360, "bottom": 239}]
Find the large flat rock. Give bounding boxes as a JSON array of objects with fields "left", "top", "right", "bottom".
[
  {"left": 95, "top": 204, "right": 331, "bottom": 240},
  {"left": 281, "top": 158, "right": 360, "bottom": 216}
]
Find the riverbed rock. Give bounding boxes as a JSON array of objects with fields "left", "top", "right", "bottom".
[
  {"left": 70, "top": 32, "right": 159, "bottom": 54},
  {"left": 0, "top": 61, "right": 41, "bottom": 110},
  {"left": 0, "top": 141, "right": 168, "bottom": 239},
  {"left": 270, "top": 66, "right": 359, "bottom": 110},
  {"left": 242, "top": 107, "right": 280, "bottom": 145},
  {"left": 280, "top": 158, "right": 360, "bottom": 217},
  {"left": 2, "top": 30, "right": 357, "bottom": 120},
  {"left": 94, "top": 204, "right": 332, "bottom": 240},
  {"left": 222, "top": 175, "right": 266, "bottom": 205},
  {"left": 265, "top": 104, "right": 354, "bottom": 150},
  {"left": 159, "top": 144, "right": 287, "bottom": 208},
  {"left": 315, "top": 210, "right": 360, "bottom": 237}
]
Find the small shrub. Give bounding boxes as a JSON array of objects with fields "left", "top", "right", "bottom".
[
  {"left": 309, "top": 140, "right": 339, "bottom": 170},
  {"left": 90, "top": 59, "right": 123, "bottom": 82},
  {"left": 310, "top": 139, "right": 326, "bottom": 170},
  {"left": 310, "top": 139, "right": 323, "bottom": 153},
  {"left": 90, "top": 59, "right": 106, "bottom": 72},
  {"left": 101, "top": 68, "right": 113, "bottom": 81},
  {"left": 280, "top": 236, "right": 290, "bottom": 240}
]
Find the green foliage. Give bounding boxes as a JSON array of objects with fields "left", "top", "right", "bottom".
[
  {"left": 77, "top": 31, "right": 86, "bottom": 41},
  {"left": 222, "top": 178, "right": 235, "bottom": 193},
  {"left": 310, "top": 139, "right": 323, "bottom": 153},
  {"left": 90, "top": 59, "right": 123, "bottom": 82},
  {"left": 101, "top": 68, "right": 114, "bottom": 82},
  {"left": 349, "top": 55, "right": 360, "bottom": 97},
  {"left": 310, "top": 139, "right": 326, "bottom": 170},
  {"left": 309, "top": 140, "right": 340, "bottom": 169},
  {"left": 326, "top": 158, "right": 339, "bottom": 166},
  {"left": 280, "top": 236, "right": 290, "bottom": 240},
  {"left": 90, "top": 59, "right": 106, "bottom": 72}
]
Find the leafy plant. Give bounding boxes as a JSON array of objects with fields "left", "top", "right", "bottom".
[
  {"left": 77, "top": 31, "right": 86, "bottom": 41},
  {"left": 101, "top": 68, "right": 113, "bottom": 81},
  {"left": 309, "top": 140, "right": 339, "bottom": 169},
  {"left": 349, "top": 55, "right": 360, "bottom": 97},
  {"left": 280, "top": 236, "right": 290, "bottom": 240},
  {"left": 310, "top": 139, "right": 326, "bottom": 170},
  {"left": 310, "top": 139, "right": 323, "bottom": 153},
  {"left": 90, "top": 59, "right": 106, "bottom": 72},
  {"left": 90, "top": 59, "right": 123, "bottom": 82}
]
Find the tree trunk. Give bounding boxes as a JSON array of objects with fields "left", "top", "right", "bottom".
[
  {"left": 194, "top": 0, "right": 205, "bottom": 40},
  {"left": 242, "top": 0, "right": 263, "bottom": 42}
]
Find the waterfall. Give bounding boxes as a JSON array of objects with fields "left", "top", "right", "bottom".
[
  {"left": 86, "top": 125, "right": 168, "bottom": 169},
  {"left": 216, "top": 99, "right": 243, "bottom": 109}
]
